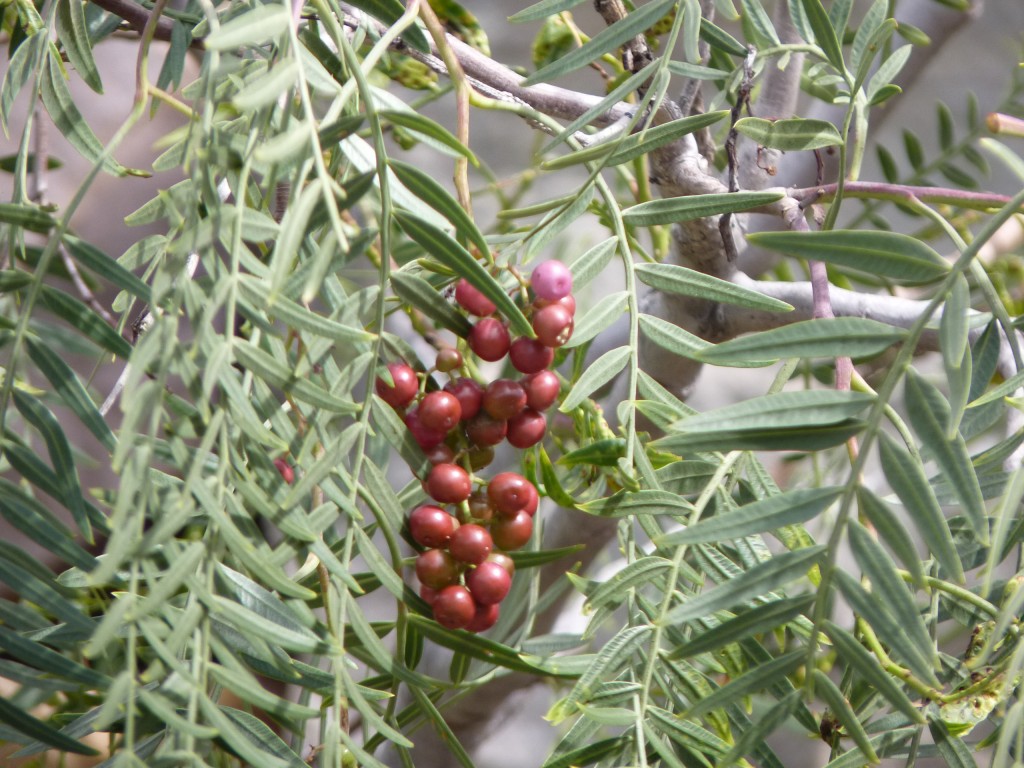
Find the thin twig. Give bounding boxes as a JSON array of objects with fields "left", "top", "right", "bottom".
[{"left": 719, "top": 49, "right": 756, "bottom": 262}]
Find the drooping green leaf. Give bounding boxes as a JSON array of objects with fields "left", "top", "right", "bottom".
[
  {"left": 238, "top": 276, "right": 374, "bottom": 344},
  {"left": 739, "top": 0, "right": 781, "bottom": 47},
  {"left": 56, "top": 0, "right": 102, "bottom": 92},
  {"left": 381, "top": 110, "right": 477, "bottom": 163},
  {"left": 747, "top": 229, "right": 950, "bottom": 283},
  {"left": 638, "top": 313, "right": 715, "bottom": 360},
  {"left": 204, "top": 4, "right": 290, "bottom": 49},
  {"left": 800, "top": 0, "right": 844, "bottom": 71},
  {"left": 523, "top": 0, "right": 675, "bottom": 85},
  {"left": 662, "top": 546, "right": 824, "bottom": 626},
  {"left": 928, "top": 714, "right": 979, "bottom": 768},
  {"left": 623, "top": 190, "right": 784, "bottom": 226},
  {"left": 1, "top": 32, "right": 46, "bottom": 135},
  {"left": 735, "top": 116, "right": 843, "bottom": 150},
  {"left": 668, "top": 594, "right": 815, "bottom": 659},
  {"left": 509, "top": 0, "right": 588, "bottom": 22},
  {"left": 580, "top": 489, "right": 691, "bottom": 518},
  {"left": 667, "top": 390, "right": 875, "bottom": 434},
  {"left": 856, "top": 486, "right": 925, "bottom": 587},
  {"left": 38, "top": 285, "right": 132, "bottom": 358},
  {"left": 904, "top": 369, "right": 987, "bottom": 541},
  {"left": 12, "top": 389, "right": 91, "bottom": 542},
  {"left": 39, "top": 50, "right": 128, "bottom": 175},
  {"left": 390, "top": 271, "right": 473, "bottom": 337},
  {"left": 688, "top": 651, "right": 804, "bottom": 718},
  {"left": 0, "top": 203, "right": 54, "bottom": 233},
  {"left": 63, "top": 235, "right": 151, "bottom": 303},
  {"left": 586, "top": 557, "right": 673, "bottom": 611},
  {"left": 219, "top": 707, "right": 307, "bottom": 768},
  {"left": 656, "top": 487, "right": 841, "bottom": 546},
  {"left": 833, "top": 569, "right": 938, "bottom": 686},
  {"left": 389, "top": 160, "right": 489, "bottom": 259},
  {"left": 700, "top": 17, "right": 748, "bottom": 56},
  {"left": 879, "top": 432, "right": 964, "bottom": 583},
  {"left": 0, "top": 479, "right": 97, "bottom": 572},
  {"left": 559, "top": 346, "right": 631, "bottom": 412},
  {"left": 233, "top": 341, "right": 359, "bottom": 414},
  {"left": 0, "top": 694, "right": 99, "bottom": 756},
  {"left": 606, "top": 110, "right": 729, "bottom": 165},
  {"left": 635, "top": 262, "right": 792, "bottom": 312},
  {"left": 811, "top": 669, "right": 879, "bottom": 763},
  {"left": 848, "top": 520, "right": 933, "bottom": 656},
  {"left": 564, "top": 290, "right": 628, "bottom": 348},
  {"left": 395, "top": 212, "right": 531, "bottom": 336},
  {"left": 569, "top": 237, "right": 618, "bottom": 289},
  {"left": 823, "top": 621, "right": 925, "bottom": 724},
  {"left": 699, "top": 318, "right": 906, "bottom": 364}
]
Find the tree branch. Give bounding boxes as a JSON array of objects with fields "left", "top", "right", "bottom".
[{"left": 88, "top": 0, "right": 178, "bottom": 43}]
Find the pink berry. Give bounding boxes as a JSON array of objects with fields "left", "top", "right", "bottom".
[{"left": 530, "top": 261, "right": 573, "bottom": 301}]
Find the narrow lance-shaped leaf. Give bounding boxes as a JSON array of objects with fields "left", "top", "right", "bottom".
[
  {"left": 833, "top": 569, "right": 939, "bottom": 686},
  {"left": 559, "top": 346, "right": 631, "bottom": 412},
  {"left": 523, "top": 0, "right": 675, "bottom": 85},
  {"left": 656, "top": 487, "right": 842, "bottom": 546},
  {"left": 667, "top": 390, "right": 875, "bottom": 434},
  {"left": 735, "top": 117, "right": 843, "bottom": 150},
  {"left": 848, "top": 520, "right": 934, "bottom": 656},
  {"left": 668, "top": 594, "right": 815, "bottom": 659},
  {"left": 623, "top": 190, "right": 783, "bottom": 226},
  {"left": 904, "top": 369, "right": 987, "bottom": 542},
  {"left": 811, "top": 669, "right": 879, "bottom": 763},
  {"left": 688, "top": 652, "right": 804, "bottom": 718},
  {"left": 39, "top": 51, "right": 130, "bottom": 176},
  {"left": 824, "top": 620, "right": 926, "bottom": 724},
  {"left": 0, "top": 695, "right": 99, "bottom": 756},
  {"left": 800, "top": 0, "right": 845, "bottom": 71},
  {"left": 635, "top": 262, "right": 792, "bottom": 312},
  {"left": 879, "top": 432, "right": 964, "bottom": 583},
  {"left": 662, "top": 546, "right": 825, "bottom": 625},
  {"left": 395, "top": 212, "right": 531, "bottom": 336},
  {"left": 747, "top": 230, "right": 950, "bottom": 284},
  {"left": 856, "top": 486, "right": 925, "bottom": 587},
  {"left": 390, "top": 272, "right": 473, "bottom": 338},
  {"left": 699, "top": 318, "right": 906, "bottom": 364}
]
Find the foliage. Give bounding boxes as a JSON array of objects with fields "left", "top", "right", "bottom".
[{"left": 1, "top": 0, "right": 1023, "bottom": 766}]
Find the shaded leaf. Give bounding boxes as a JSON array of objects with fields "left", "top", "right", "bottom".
[
  {"left": 812, "top": 669, "right": 879, "bottom": 763},
  {"left": 635, "top": 262, "right": 792, "bottom": 312},
  {"left": 523, "top": 0, "right": 675, "bottom": 84},
  {"left": 623, "top": 190, "right": 783, "bottom": 226},
  {"left": 656, "top": 487, "right": 841, "bottom": 546},
  {"left": 800, "top": 0, "right": 844, "bottom": 71},
  {"left": 390, "top": 160, "right": 488, "bottom": 258},
  {"left": 390, "top": 271, "right": 473, "bottom": 337},
  {"left": 688, "top": 652, "right": 804, "bottom": 718},
  {"left": 395, "top": 212, "right": 531, "bottom": 336},
  {"left": 699, "top": 318, "right": 906, "bottom": 364},
  {"left": 879, "top": 432, "right": 964, "bottom": 584},
  {"left": 735, "top": 117, "right": 843, "bottom": 150},
  {"left": 0, "top": 695, "right": 98, "bottom": 756},
  {"left": 662, "top": 546, "right": 824, "bottom": 625},
  {"left": 559, "top": 346, "right": 631, "bottom": 412},
  {"left": 746, "top": 229, "right": 949, "bottom": 283},
  {"left": 668, "top": 594, "right": 815, "bottom": 659}
]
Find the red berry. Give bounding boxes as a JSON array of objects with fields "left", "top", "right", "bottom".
[
  {"left": 491, "top": 510, "right": 533, "bottom": 551},
  {"left": 487, "top": 552, "right": 516, "bottom": 577},
  {"left": 530, "top": 260, "right": 573, "bottom": 301},
  {"left": 469, "top": 318, "right": 511, "bottom": 362},
  {"left": 408, "top": 505, "right": 457, "bottom": 548},
  {"left": 466, "top": 561, "right": 512, "bottom": 605},
  {"left": 483, "top": 379, "right": 528, "bottom": 420},
  {"left": 507, "top": 408, "right": 547, "bottom": 449},
  {"left": 433, "top": 585, "right": 476, "bottom": 630},
  {"left": 536, "top": 293, "right": 576, "bottom": 317},
  {"left": 375, "top": 362, "right": 418, "bottom": 408},
  {"left": 405, "top": 408, "right": 447, "bottom": 451},
  {"left": 466, "top": 413, "right": 508, "bottom": 447},
  {"left": 436, "top": 347, "right": 463, "bottom": 373},
  {"left": 448, "top": 524, "right": 493, "bottom": 565},
  {"left": 455, "top": 278, "right": 497, "bottom": 317},
  {"left": 426, "top": 463, "right": 472, "bottom": 504},
  {"left": 522, "top": 370, "right": 560, "bottom": 411},
  {"left": 521, "top": 484, "right": 539, "bottom": 517},
  {"left": 273, "top": 458, "right": 294, "bottom": 484},
  {"left": 532, "top": 304, "right": 573, "bottom": 347},
  {"left": 468, "top": 489, "right": 495, "bottom": 523},
  {"left": 420, "top": 585, "right": 439, "bottom": 606},
  {"left": 488, "top": 472, "right": 535, "bottom": 515},
  {"left": 424, "top": 443, "right": 456, "bottom": 465},
  {"left": 418, "top": 391, "right": 462, "bottom": 433},
  {"left": 509, "top": 337, "right": 554, "bottom": 375},
  {"left": 444, "top": 377, "right": 484, "bottom": 421},
  {"left": 465, "top": 601, "right": 500, "bottom": 633},
  {"left": 416, "top": 549, "right": 459, "bottom": 590}
]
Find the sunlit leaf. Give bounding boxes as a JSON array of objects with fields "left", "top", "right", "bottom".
[{"left": 735, "top": 116, "right": 843, "bottom": 150}]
